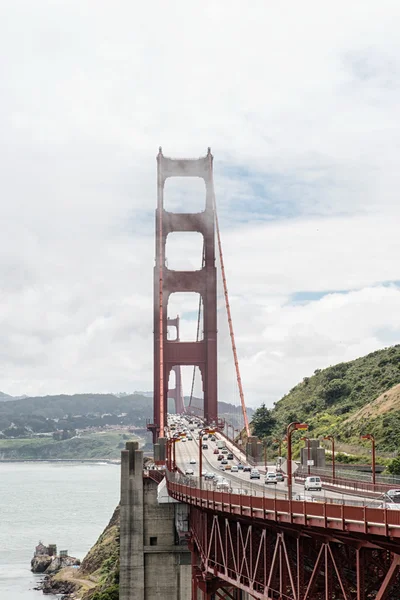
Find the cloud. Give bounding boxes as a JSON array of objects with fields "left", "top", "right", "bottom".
[{"left": 0, "top": 1, "right": 400, "bottom": 408}]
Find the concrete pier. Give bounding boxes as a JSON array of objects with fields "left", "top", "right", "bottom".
[{"left": 119, "top": 442, "right": 191, "bottom": 600}]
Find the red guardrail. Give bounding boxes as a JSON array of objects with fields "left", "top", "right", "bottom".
[
  {"left": 295, "top": 471, "right": 395, "bottom": 496},
  {"left": 166, "top": 476, "right": 400, "bottom": 539}
]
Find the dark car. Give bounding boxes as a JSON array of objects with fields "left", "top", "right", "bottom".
[
  {"left": 243, "top": 466, "right": 251, "bottom": 472},
  {"left": 217, "top": 455, "right": 224, "bottom": 461},
  {"left": 227, "top": 453, "right": 234, "bottom": 460},
  {"left": 202, "top": 443, "right": 208, "bottom": 449}
]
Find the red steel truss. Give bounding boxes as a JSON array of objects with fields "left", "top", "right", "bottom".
[
  {"left": 150, "top": 148, "right": 218, "bottom": 442},
  {"left": 189, "top": 507, "right": 400, "bottom": 600},
  {"left": 166, "top": 477, "right": 400, "bottom": 599}
]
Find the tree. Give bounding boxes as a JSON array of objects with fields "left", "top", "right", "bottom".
[
  {"left": 251, "top": 404, "right": 276, "bottom": 439},
  {"left": 386, "top": 457, "right": 400, "bottom": 475}
]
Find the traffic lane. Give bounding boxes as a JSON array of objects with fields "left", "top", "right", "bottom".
[{"left": 176, "top": 436, "right": 375, "bottom": 504}]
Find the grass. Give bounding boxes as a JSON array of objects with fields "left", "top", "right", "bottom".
[{"left": 0, "top": 431, "right": 140, "bottom": 460}]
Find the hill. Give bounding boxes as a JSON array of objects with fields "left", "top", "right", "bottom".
[{"left": 267, "top": 344, "right": 400, "bottom": 453}]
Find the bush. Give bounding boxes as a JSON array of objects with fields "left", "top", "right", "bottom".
[
  {"left": 91, "top": 584, "right": 119, "bottom": 600},
  {"left": 386, "top": 457, "right": 400, "bottom": 475}
]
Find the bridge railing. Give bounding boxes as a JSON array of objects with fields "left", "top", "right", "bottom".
[
  {"left": 166, "top": 470, "right": 384, "bottom": 508},
  {"left": 165, "top": 473, "right": 400, "bottom": 539},
  {"left": 295, "top": 467, "right": 396, "bottom": 495}
]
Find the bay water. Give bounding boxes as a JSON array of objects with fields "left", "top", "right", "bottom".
[{"left": 0, "top": 462, "right": 120, "bottom": 599}]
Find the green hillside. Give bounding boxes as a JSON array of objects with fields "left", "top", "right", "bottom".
[{"left": 263, "top": 345, "right": 400, "bottom": 454}]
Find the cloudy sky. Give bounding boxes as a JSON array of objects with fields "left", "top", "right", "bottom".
[{"left": 1, "top": 1, "right": 400, "bottom": 408}]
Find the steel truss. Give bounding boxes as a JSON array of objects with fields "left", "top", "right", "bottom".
[{"left": 189, "top": 507, "right": 400, "bottom": 599}]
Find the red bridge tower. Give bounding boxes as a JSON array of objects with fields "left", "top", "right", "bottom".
[{"left": 149, "top": 148, "right": 218, "bottom": 443}]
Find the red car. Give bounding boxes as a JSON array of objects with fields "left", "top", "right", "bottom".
[{"left": 213, "top": 449, "right": 219, "bottom": 455}]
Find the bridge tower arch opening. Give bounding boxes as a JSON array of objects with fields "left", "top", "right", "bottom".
[{"left": 150, "top": 148, "right": 218, "bottom": 443}]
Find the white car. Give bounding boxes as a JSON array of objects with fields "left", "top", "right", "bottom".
[
  {"left": 250, "top": 469, "right": 261, "bottom": 480},
  {"left": 304, "top": 476, "right": 322, "bottom": 491},
  {"left": 185, "top": 468, "right": 194, "bottom": 475},
  {"left": 265, "top": 472, "right": 277, "bottom": 485},
  {"left": 231, "top": 465, "right": 239, "bottom": 473},
  {"left": 189, "top": 458, "right": 196, "bottom": 464}
]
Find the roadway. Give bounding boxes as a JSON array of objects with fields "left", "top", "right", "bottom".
[{"left": 170, "top": 417, "right": 381, "bottom": 506}]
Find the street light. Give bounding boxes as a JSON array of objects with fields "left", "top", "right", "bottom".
[
  {"left": 361, "top": 433, "right": 376, "bottom": 485},
  {"left": 273, "top": 438, "right": 282, "bottom": 459},
  {"left": 323, "top": 435, "right": 335, "bottom": 480},
  {"left": 263, "top": 439, "right": 268, "bottom": 472},
  {"left": 300, "top": 436, "right": 311, "bottom": 476},
  {"left": 287, "top": 422, "right": 308, "bottom": 499}
]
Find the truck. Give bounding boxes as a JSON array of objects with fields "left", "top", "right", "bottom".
[{"left": 216, "top": 440, "right": 224, "bottom": 450}]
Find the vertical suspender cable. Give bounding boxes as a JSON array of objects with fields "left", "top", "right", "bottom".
[
  {"left": 213, "top": 194, "right": 250, "bottom": 437},
  {"left": 188, "top": 244, "right": 205, "bottom": 412}
]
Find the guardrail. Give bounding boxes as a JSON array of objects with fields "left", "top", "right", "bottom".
[
  {"left": 295, "top": 468, "right": 396, "bottom": 495},
  {"left": 165, "top": 471, "right": 400, "bottom": 539}
]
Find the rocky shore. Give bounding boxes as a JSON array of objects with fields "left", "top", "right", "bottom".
[{"left": 31, "top": 554, "right": 80, "bottom": 574}]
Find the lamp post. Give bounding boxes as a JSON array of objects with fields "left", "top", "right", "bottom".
[
  {"left": 323, "top": 435, "right": 335, "bottom": 480},
  {"left": 300, "top": 436, "right": 311, "bottom": 475},
  {"left": 273, "top": 438, "right": 282, "bottom": 459},
  {"left": 263, "top": 439, "right": 268, "bottom": 472},
  {"left": 287, "top": 422, "right": 308, "bottom": 499},
  {"left": 361, "top": 433, "right": 376, "bottom": 485}
]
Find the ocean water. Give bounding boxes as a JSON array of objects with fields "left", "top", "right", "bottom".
[{"left": 0, "top": 462, "right": 120, "bottom": 599}]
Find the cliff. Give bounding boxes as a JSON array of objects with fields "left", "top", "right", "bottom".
[{"left": 42, "top": 506, "right": 120, "bottom": 600}]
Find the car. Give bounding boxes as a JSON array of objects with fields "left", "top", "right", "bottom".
[
  {"left": 202, "top": 443, "right": 208, "bottom": 449},
  {"left": 219, "top": 464, "right": 225, "bottom": 470},
  {"left": 216, "top": 479, "right": 231, "bottom": 491},
  {"left": 275, "top": 472, "right": 284, "bottom": 482},
  {"left": 250, "top": 469, "right": 261, "bottom": 479},
  {"left": 304, "top": 476, "right": 322, "bottom": 491},
  {"left": 227, "top": 453, "right": 234, "bottom": 460},
  {"left": 217, "top": 455, "right": 224, "bottom": 461},
  {"left": 221, "top": 459, "right": 228, "bottom": 465},
  {"left": 265, "top": 472, "right": 277, "bottom": 485},
  {"left": 231, "top": 465, "right": 238, "bottom": 473},
  {"left": 386, "top": 489, "right": 400, "bottom": 503},
  {"left": 189, "top": 458, "right": 196, "bottom": 464},
  {"left": 243, "top": 466, "right": 251, "bottom": 472},
  {"left": 237, "top": 464, "right": 244, "bottom": 470},
  {"left": 185, "top": 468, "right": 194, "bottom": 475},
  {"left": 204, "top": 472, "right": 215, "bottom": 480},
  {"left": 210, "top": 436, "right": 216, "bottom": 441},
  {"left": 221, "top": 449, "right": 228, "bottom": 454},
  {"left": 213, "top": 449, "right": 220, "bottom": 455},
  {"left": 224, "top": 464, "right": 231, "bottom": 470},
  {"left": 187, "top": 436, "right": 193, "bottom": 441},
  {"left": 181, "top": 437, "right": 187, "bottom": 442}
]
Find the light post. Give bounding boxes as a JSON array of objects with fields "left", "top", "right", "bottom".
[
  {"left": 287, "top": 422, "right": 308, "bottom": 499},
  {"left": 361, "top": 433, "right": 376, "bottom": 485},
  {"left": 323, "top": 435, "right": 335, "bottom": 480},
  {"left": 273, "top": 438, "right": 282, "bottom": 459},
  {"left": 263, "top": 439, "right": 268, "bottom": 472},
  {"left": 300, "top": 436, "right": 311, "bottom": 475}
]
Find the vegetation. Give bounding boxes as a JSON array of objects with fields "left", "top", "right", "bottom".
[
  {"left": 0, "top": 392, "right": 153, "bottom": 437},
  {"left": 251, "top": 345, "right": 400, "bottom": 457},
  {"left": 46, "top": 505, "right": 120, "bottom": 600},
  {"left": 0, "top": 431, "right": 137, "bottom": 460}
]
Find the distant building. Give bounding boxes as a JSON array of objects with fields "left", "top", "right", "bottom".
[
  {"left": 35, "top": 542, "right": 48, "bottom": 556},
  {"left": 34, "top": 542, "right": 57, "bottom": 557}
]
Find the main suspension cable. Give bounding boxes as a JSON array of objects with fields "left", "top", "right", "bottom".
[{"left": 213, "top": 194, "right": 250, "bottom": 437}]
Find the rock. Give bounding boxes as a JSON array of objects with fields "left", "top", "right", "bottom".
[
  {"left": 31, "top": 555, "right": 52, "bottom": 573},
  {"left": 45, "top": 555, "right": 80, "bottom": 574},
  {"left": 42, "top": 575, "right": 77, "bottom": 596}
]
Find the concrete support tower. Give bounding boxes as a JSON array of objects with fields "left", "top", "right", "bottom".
[{"left": 120, "top": 441, "right": 191, "bottom": 600}]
